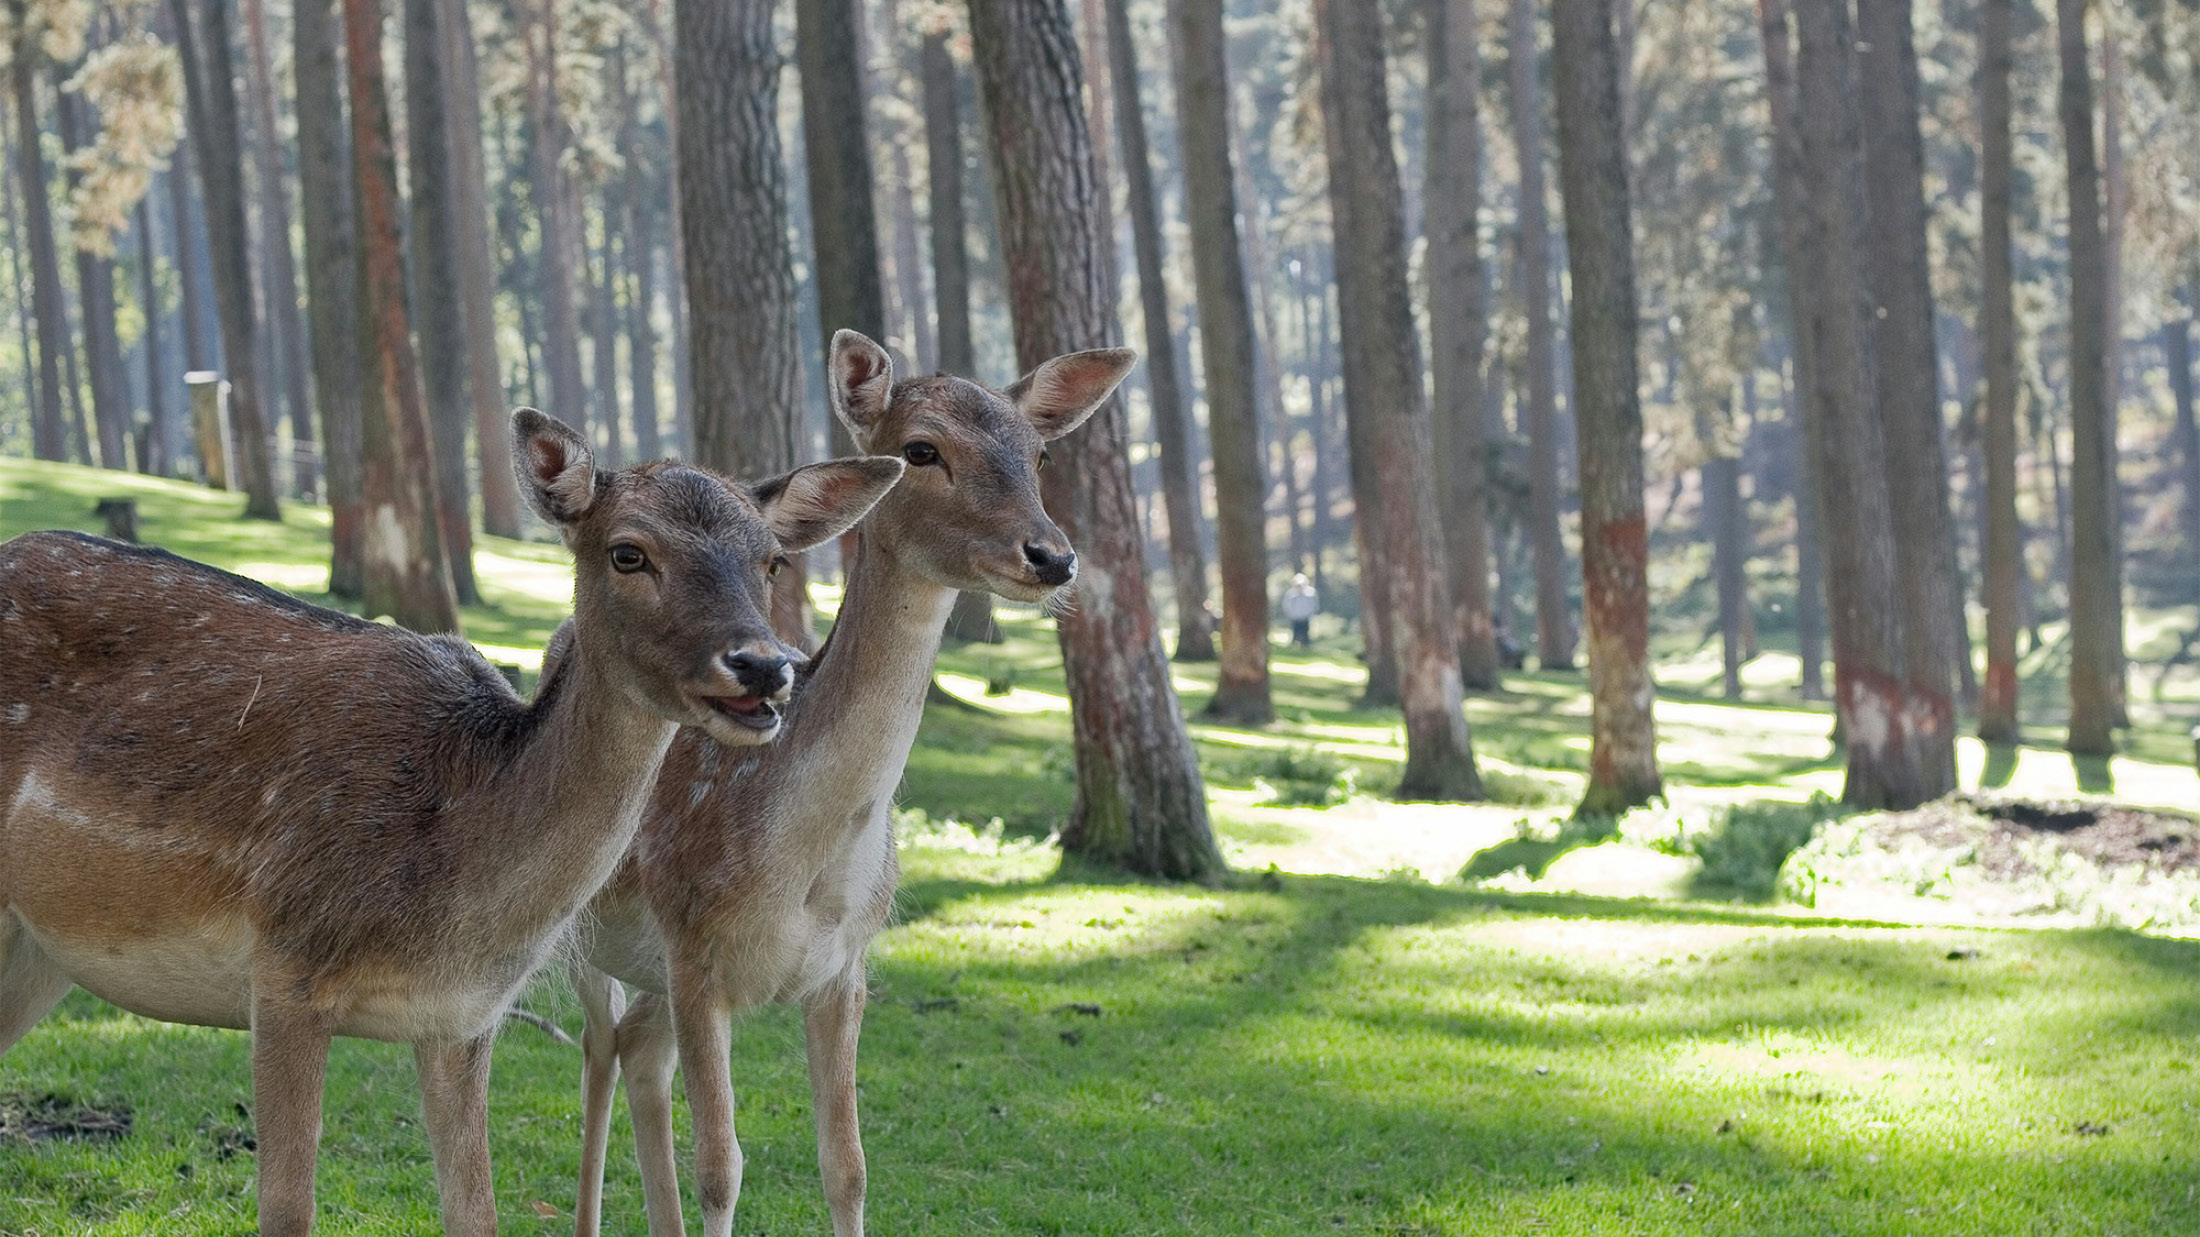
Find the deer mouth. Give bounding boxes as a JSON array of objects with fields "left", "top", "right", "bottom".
[{"left": 702, "top": 693, "right": 781, "bottom": 731}]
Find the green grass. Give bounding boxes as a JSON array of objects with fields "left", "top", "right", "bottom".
[{"left": 6, "top": 458, "right": 2200, "bottom": 1234}]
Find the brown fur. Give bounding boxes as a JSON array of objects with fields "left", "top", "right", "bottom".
[{"left": 568, "top": 332, "right": 1133, "bottom": 1237}]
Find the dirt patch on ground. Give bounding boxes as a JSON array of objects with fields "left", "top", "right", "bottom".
[
  {"left": 0, "top": 1093, "right": 132, "bottom": 1144},
  {"left": 1875, "top": 795, "right": 2200, "bottom": 879}
]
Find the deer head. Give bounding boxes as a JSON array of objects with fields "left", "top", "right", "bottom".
[
  {"left": 824, "top": 330, "right": 1134, "bottom": 602},
  {"left": 512, "top": 408, "right": 902, "bottom": 744}
]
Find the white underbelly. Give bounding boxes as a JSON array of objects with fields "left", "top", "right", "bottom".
[{"left": 28, "top": 918, "right": 256, "bottom": 1030}]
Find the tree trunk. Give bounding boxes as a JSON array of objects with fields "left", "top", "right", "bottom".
[
  {"left": 2056, "top": 0, "right": 2120, "bottom": 755},
  {"left": 2172, "top": 313, "right": 2200, "bottom": 607},
  {"left": 680, "top": 0, "right": 809, "bottom": 645},
  {"left": 171, "top": 0, "right": 283, "bottom": 519},
  {"left": 9, "top": 8, "right": 67, "bottom": 463},
  {"left": 404, "top": 0, "right": 481, "bottom": 603},
  {"left": 1706, "top": 417, "right": 1748, "bottom": 700},
  {"left": 1314, "top": 0, "right": 1482, "bottom": 802},
  {"left": 519, "top": 0, "right": 588, "bottom": 443},
  {"left": 1978, "top": 0, "right": 2022, "bottom": 743},
  {"left": 2099, "top": 24, "right": 2129, "bottom": 729},
  {"left": 52, "top": 87, "right": 131, "bottom": 471},
  {"left": 240, "top": 0, "right": 316, "bottom": 498},
  {"left": 1509, "top": 0, "right": 1573, "bottom": 670},
  {"left": 1171, "top": 0, "right": 1273, "bottom": 725},
  {"left": 878, "top": 0, "right": 934, "bottom": 371},
  {"left": 1858, "top": 0, "right": 1957, "bottom": 795},
  {"left": 1427, "top": 0, "right": 1500, "bottom": 688},
  {"left": 1552, "top": 0, "right": 1660, "bottom": 815},
  {"left": 345, "top": 0, "right": 462, "bottom": 633},
  {"left": 588, "top": 206, "right": 623, "bottom": 466},
  {"left": 295, "top": 0, "right": 366, "bottom": 595},
  {"left": 1791, "top": 0, "right": 1926, "bottom": 807},
  {"left": 441, "top": 0, "right": 520, "bottom": 538},
  {"left": 798, "top": 0, "right": 887, "bottom": 386},
  {"left": 1, "top": 119, "right": 35, "bottom": 458},
  {"left": 967, "top": 0, "right": 1226, "bottom": 878},
  {"left": 136, "top": 196, "right": 170, "bottom": 474},
  {"left": 616, "top": 42, "right": 663, "bottom": 462},
  {"left": 1103, "top": 0, "right": 1215, "bottom": 662}
]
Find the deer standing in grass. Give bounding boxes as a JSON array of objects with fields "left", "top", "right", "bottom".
[
  {"left": 567, "top": 332, "right": 1131, "bottom": 1237},
  {"left": 0, "top": 409, "right": 903, "bottom": 1236}
]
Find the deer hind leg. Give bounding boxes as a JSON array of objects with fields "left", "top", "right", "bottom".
[
  {"left": 671, "top": 968, "right": 742, "bottom": 1237},
  {"left": 570, "top": 963, "right": 626, "bottom": 1237},
  {"left": 620, "top": 989, "right": 687, "bottom": 1237},
  {"left": 415, "top": 1032, "right": 499, "bottom": 1237},
  {"left": 248, "top": 991, "right": 333, "bottom": 1237},
  {"left": 0, "top": 915, "right": 73, "bottom": 1055},
  {"left": 805, "top": 975, "right": 870, "bottom": 1237}
]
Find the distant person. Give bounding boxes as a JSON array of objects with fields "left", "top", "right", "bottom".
[{"left": 1282, "top": 573, "right": 1320, "bottom": 647}]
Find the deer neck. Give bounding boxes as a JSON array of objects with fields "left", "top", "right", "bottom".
[{"left": 449, "top": 636, "right": 675, "bottom": 954}]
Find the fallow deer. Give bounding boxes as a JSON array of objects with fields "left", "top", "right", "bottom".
[
  {"left": 566, "top": 332, "right": 1133, "bottom": 1237},
  {"left": 0, "top": 409, "right": 903, "bottom": 1236}
]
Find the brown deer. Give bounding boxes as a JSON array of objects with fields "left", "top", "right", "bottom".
[
  {"left": 566, "top": 332, "right": 1132, "bottom": 1237},
  {"left": 0, "top": 408, "right": 903, "bottom": 1237}
]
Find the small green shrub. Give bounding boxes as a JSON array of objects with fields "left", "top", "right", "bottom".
[
  {"left": 1245, "top": 746, "right": 1357, "bottom": 808},
  {"left": 1687, "top": 794, "right": 1845, "bottom": 901}
]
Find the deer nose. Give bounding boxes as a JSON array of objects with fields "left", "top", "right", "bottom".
[
  {"left": 722, "top": 650, "right": 793, "bottom": 696},
  {"left": 1023, "top": 541, "right": 1076, "bottom": 587}
]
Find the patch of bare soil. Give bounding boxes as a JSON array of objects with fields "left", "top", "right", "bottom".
[
  {"left": 0, "top": 1092, "right": 132, "bottom": 1144},
  {"left": 1876, "top": 794, "right": 2200, "bottom": 881}
]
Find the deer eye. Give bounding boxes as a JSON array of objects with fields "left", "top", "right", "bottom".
[
  {"left": 1038, "top": 449, "right": 1052, "bottom": 471},
  {"left": 610, "top": 543, "right": 648, "bottom": 574},
  {"left": 903, "top": 441, "right": 940, "bottom": 467},
  {"left": 768, "top": 554, "right": 789, "bottom": 579}
]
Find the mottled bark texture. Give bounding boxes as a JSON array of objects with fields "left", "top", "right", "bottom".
[
  {"left": 798, "top": 0, "right": 887, "bottom": 389},
  {"left": 440, "top": 0, "right": 519, "bottom": 538},
  {"left": 1552, "top": 0, "right": 1660, "bottom": 815},
  {"left": 294, "top": 0, "right": 366, "bottom": 595},
  {"left": 344, "top": 0, "right": 462, "bottom": 633},
  {"left": 1104, "top": 0, "right": 1215, "bottom": 662},
  {"left": 7, "top": 2, "right": 65, "bottom": 462},
  {"left": 2172, "top": 315, "right": 2200, "bottom": 608},
  {"left": 1172, "top": 0, "right": 1272, "bottom": 723},
  {"left": 679, "top": 0, "right": 808, "bottom": 643},
  {"left": 1314, "top": 0, "right": 1482, "bottom": 801},
  {"left": 1791, "top": 0, "right": 1928, "bottom": 807},
  {"left": 2056, "top": 0, "right": 2122, "bottom": 756},
  {"left": 171, "top": 0, "right": 282, "bottom": 518},
  {"left": 1427, "top": 0, "right": 1500, "bottom": 688},
  {"left": 405, "top": 0, "right": 480, "bottom": 603},
  {"left": 519, "top": 0, "right": 587, "bottom": 442},
  {"left": 1858, "top": 0, "right": 1957, "bottom": 793},
  {"left": 1978, "top": 0, "right": 2022, "bottom": 742},
  {"left": 966, "top": 0, "right": 1225, "bottom": 879},
  {"left": 241, "top": 0, "right": 316, "bottom": 497},
  {"left": 1509, "top": 0, "right": 1573, "bottom": 670}
]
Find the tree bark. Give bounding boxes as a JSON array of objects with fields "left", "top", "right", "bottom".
[
  {"left": 10, "top": 6, "right": 67, "bottom": 463},
  {"left": 616, "top": 42, "right": 663, "bottom": 461},
  {"left": 1858, "top": 0, "right": 1957, "bottom": 794},
  {"left": 295, "top": 0, "right": 366, "bottom": 595},
  {"left": 1978, "top": 0, "right": 2023, "bottom": 742},
  {"left": 588, "top": 203, "right": 623, "bottom": 466},
  {"left": 1706, "top": 417, "right": 1748, "bottom": 700},
  {"left": 52, "top": 86, "right": 131, "bottom": 471},
  {"left": 798, "top": 0, "right": 887, "bottom": 384},
  {"left": 1552, "top": 0, "right": 1660, "bottom": 814},
  {"left": 136, "top": 195, "right": 169, "bottom": 474},
  {"left": 2171, "top": 313, "right": 2200, "bottom": 608},
  {"left": 240, "top": 0, "right": 316, "bottom": 498},
  {"left": 966, "top": 0, "right": 1225, "bottom": 878},
  {"left": 345, "top": 0, "right": 462, "bottom": 632},
  {"left": 2057, "top": 0, "right": 2120, "bottom": 755},
  {"left": 1171, "top": 0, "right": 1273, "bottom": 724},
  {"left": 1509, "top": 0, "right": 1573, "bottom": 670},
  {"left": 1315, "top": 0, "right": 1482, "bottom": 801},
  {"left": 441, "top": 0, "right": 520, "bottom": 538},
  {"left": 519, "top": 0, "right": 588, "bottom": 443},
  {"left": 680, "top": 0, "right": 809, "bottom": 644},
  {"left": 1791, "top": 0, "right": 1926, "bottom": 807},
  {"left": 1427, "top": 0, "right": 1500, "bottom": 689},
  {"left": 404, "top": 0, "right": 480, "bottom": 602},
  {"left": 171, "top": 0, "right": 283, "bottom": 519},
  {"left": 1102, "top": 0, "right": 1215, "bottom": 662}
]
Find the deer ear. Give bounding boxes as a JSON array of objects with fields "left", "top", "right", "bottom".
[
  {"left": 1006, "top": 348, "right": 1136, "bottom": 441},
  {"left": 828, "top": 330, "right": 895, "bottom": 445},
  {"left": 512, "top": 408, "right": 598, "bottom": 526},
  {"left": 749, "top": 456, "right": 906, "bottom": 553}
]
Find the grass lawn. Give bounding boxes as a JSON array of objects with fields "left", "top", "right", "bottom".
[{"left": 3, "top": 458, "right": 2199, "bottom": 1234}]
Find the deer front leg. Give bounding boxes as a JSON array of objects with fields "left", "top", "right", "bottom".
[
  {"left": 805, "top": 975, "right": 869, "bottom": 1237},
  {"left": 671, "top": 966, "right": 742, "bottom": 1237},
  {"left": 570, "top": 964, "right": 625, "bottom": 1237},
  {"left": 617, "top": 991, "right": 687, "bottom": 1237},
  {"left": 415, "top": 1033, "right": 499, "bottom": 1237},
  {"left": 248, "top": 994, "right": 333, "bottom": 1237}
]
